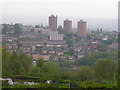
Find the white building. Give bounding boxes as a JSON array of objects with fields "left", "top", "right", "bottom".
[{"left": 49, "top": 34, "right": 63, "bottom": 40}]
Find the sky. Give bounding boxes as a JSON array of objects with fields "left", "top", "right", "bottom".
[{"left": 0, "top": 0, "right": 119, "bottom": 30}]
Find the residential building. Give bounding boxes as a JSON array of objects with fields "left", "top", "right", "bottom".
[
  {"left": 32, "top": 53, "right": 51, "bottom": 60},
  {"left": 77, "top": 20, "right": 87, "bottom": 36},
  {"left": 49, "top": 34, "right": 63, "bottom": 40},
  {"left": 49, "top": 14, "right": 57, "bottom": 31},
  {"left": 63, "top": 19, "right": 72, "bottom": 33}
]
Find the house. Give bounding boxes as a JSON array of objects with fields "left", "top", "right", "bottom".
[
  {"left": 53, "top": 56, "right": 59, "bottom": 61},
  {"left": 68, "top": 56, "right": 75, "bottom": 62},
  {"left": 45, "top": 40, "right": 66, "bottom": 47},
  {"left": 77, "top": 46, "right": 84, "bottom": 52},
  {"left": 91, "top": 41, "right": 98, "bottom": 44},
  {"left": 49, "top": 51, "right": 55, "bottom": 54},
  {"left": 22, "top": 47, "right": 31, "bottom": 53},
  {"left": 109, "top": 43, "right": 118, "bottom": 49},
  {"left": 49, "top": 34, "right": 63, "bottom": 40},
  {"left": 32, "top": 53, "right": 51, "bottom": 60},
  {"left": 91, "top": 45, "right": 97, "bottom": 49},
  {"left": 20, "top": 40, "right": 45, "bottom": 47},
  {"left": 102, "top": 37, "right": 108, "bottom": 41},
  {"left": 32, "top": 45, "right": 36, "bottom": 51},
  {"left": 20, "top": 40, "right": 66, "bottom": 48},
  {"left": 57, "top": 52, "right": 64, "bottom": 55},
  {"left": 43, "top": 50, "right": 48, "bottom": 53},
  {"left": 78, "top": 54, "right": 84, "bottom": 59},
  {"left": 59, "top": 56, "right": 67, "bottom": 61},
  {"left": 43, "top": 50, "right": 55, "bottom": 54}
]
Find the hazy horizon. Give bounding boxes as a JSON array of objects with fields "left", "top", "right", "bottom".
[
  {"left": 1, "top": 0, "right": 119, "bottom": 31},
  {"left": 2, "top": 16, "right": 118, "bottom": 31}
]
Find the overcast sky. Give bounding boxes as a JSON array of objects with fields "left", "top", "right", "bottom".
[{"left": 0, "top": 0, "right": 119, "bottom": 26}]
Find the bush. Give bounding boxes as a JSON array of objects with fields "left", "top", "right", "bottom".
[
  {"left": 3, "top": 83, "right": 69, "bottom": 88},
  {"left": 78, "top": 81, "right": 118, "bottom": 89}
]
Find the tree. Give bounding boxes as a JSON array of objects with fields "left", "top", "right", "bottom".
[
  {"left": 76, "top": 66, "right": 95, "bottom": 81},
  {"left": 77, "top": 52, "right": 118, "bottom": 67},
  {"left": 2, "top": 48, "right": 32, "bottom": 76},
  {"left": 2, "top": 25, "right": 12, "bottom": 34},
  {"left": 13, "top": 23, "right": 22, "bottom": 35},
  {"left": 18, "top": 53, "right": 32, "bottom": 75},
  {"left": 57, "top": 25, "right": 65, "bottom": 34},
  {"left": 60, "top": 69, "right": 72, "bottom": 80},
  {"left": 95, "top": 59, "right": 118, "bottom": 82},
  {"left": 2, "top": 48, "right": 12, "bottom": 76},
  {"left": 37, "top": 58, "right": 45, "bottom": 67},
  {"left": 35, "top": 25, "right": 40, "bottom": 28},
  {"left": 97, "top": 43, "right": 107, "bottom": 51},
  {"left": 30, "top": 67, "right": 42, "bottom": 77},
  {"left": 41, "top": 61, "right": 61, "bottom": 80},
  {"left": 64, "top": 33, "right": 73, "bottom": 48},
  {"left": 66, "top": 48, "right": 75, "bottom": 56}
]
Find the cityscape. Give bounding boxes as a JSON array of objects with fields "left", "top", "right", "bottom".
[
  {"left": 1, "top": 0, "right": 119, "bottom": 89},
  {"left": 1, "top": 14, "right": 119, "bottom": 89},
  {"left": 2, "top": 14, "right": 118, "bottom": 62}
]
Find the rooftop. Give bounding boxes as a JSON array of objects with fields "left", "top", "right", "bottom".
[{"left": 49, "top": 14, "right": 57, "bottom": 18}]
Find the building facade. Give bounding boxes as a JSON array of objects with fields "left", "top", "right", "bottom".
[
  {"left": 77, "top": 20, "right": 87, "bottom": 36},
  {"left": 63, "top": 19, "right": 72, "bottom": 33},
  {"left": 49, "top": 14, "right": 57, "bottom": 31},
  {"left": 49, "top": 34, "right": 63, "bottom": 40}
]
